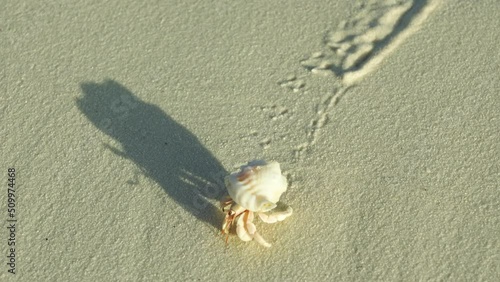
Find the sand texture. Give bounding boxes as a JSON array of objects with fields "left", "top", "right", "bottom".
[{"left": 1, "top": 0, "right": 499, "bottom": 281}]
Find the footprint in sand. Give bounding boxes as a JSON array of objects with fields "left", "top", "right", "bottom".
[{"left": 283, "top": 0, "right": 439, "bottom": 159}]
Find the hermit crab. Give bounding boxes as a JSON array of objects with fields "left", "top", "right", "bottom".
[{"left": 221, "top": 160, "right": 293, "bottom": 247}]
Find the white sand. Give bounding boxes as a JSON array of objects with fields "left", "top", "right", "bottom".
[{"left": 1, "top": 0, "right": 499, "bottom": 281}]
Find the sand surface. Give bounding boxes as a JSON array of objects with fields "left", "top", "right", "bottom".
[{"left": 1, "top": 0, "right": 499, "bottom": 281}]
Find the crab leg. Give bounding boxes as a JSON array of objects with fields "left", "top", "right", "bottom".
[{"left": 252, "top": 232, "right": 271, "bottom": 248}]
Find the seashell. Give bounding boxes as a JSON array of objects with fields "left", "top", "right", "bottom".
[{"left": 224, "top": 160, "right": 288, "bottom": 212}]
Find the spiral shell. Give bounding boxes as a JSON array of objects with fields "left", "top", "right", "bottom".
[{"left": 224, "top": 160, "right": 288, "bottom": 212}]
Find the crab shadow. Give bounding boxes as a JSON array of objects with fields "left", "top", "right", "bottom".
[{"left": 76, "top": 80, "right": 227, "bottom": 230}]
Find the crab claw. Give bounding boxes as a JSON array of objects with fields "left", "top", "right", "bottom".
[
  {"left": 258, "top": 206, "right": 293, "bottom": 223},
  {"left": 236, "top": 211, "right": 253, "bottom": 241},
  {"left": 236, "top": 210, "right": 271, "bottom": 247}
]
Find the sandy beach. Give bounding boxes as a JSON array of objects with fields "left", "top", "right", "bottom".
[{"left": 1, "top": 0, "right": 499, "bottom": 280}]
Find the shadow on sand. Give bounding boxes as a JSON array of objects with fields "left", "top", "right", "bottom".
[{"left": 76, "top": 80, "right": 227, "bottom": 230}]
